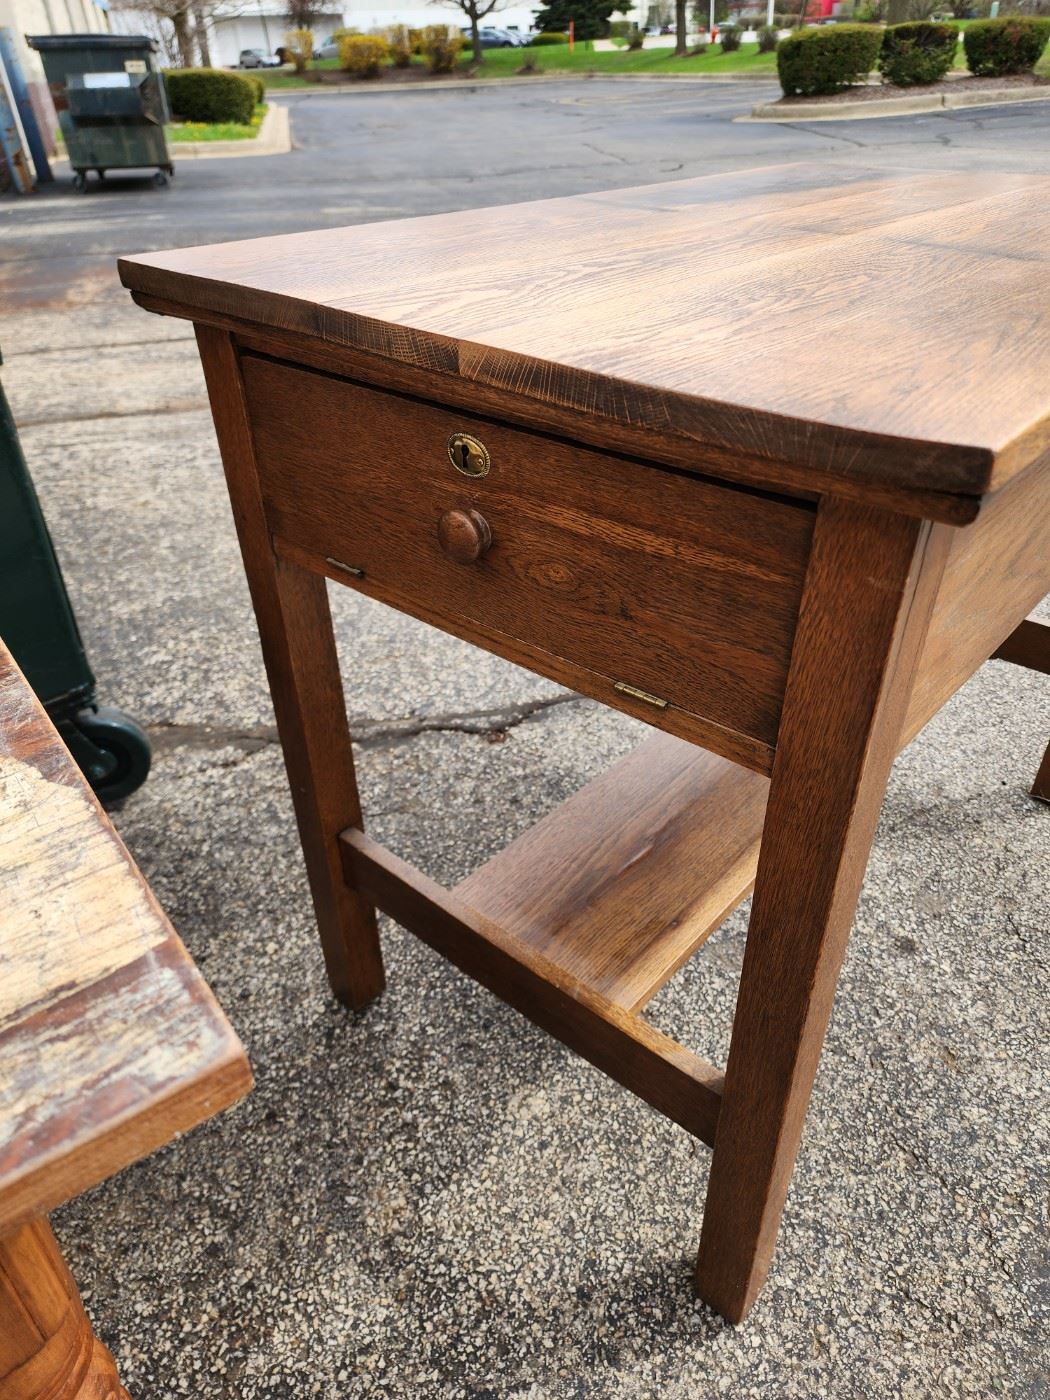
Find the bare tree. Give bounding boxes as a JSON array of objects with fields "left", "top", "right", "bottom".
[
  {"left": 285, "top": 0, "right": 336, "bottom": 29},
  {"left": 432, "top": 0, "right": 510, "bottom": 63},
  {"left": 194, "top": 4, "right": 213, "bottom": 64},
  {"left": 112, "top": 0, "right": 205, "bottom": 66},
  {"left": 675, "top": 0, "right": 688, "bottom": 53}
]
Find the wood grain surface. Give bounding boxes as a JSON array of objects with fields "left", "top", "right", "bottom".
[
  {"left": 903, "top": 462, "right": 1050, "bottom": 746},
  {"left": 0, "top": 646, "right": 252, "bottom": 1234},
  {"left": 456, "top": 735, "right": 768, "bottom": 1011},
  {"left": 242, "top": 353, "right": 813, "bottom": 759},
  {"left": 118, "top": 164, "right": 1050, "bottom": 508},
  {"left": 695, "top": 500, "right": 943, "bottom": 1322},
  {"left": 195, "top": 326, "right": 387, "bottom": 1008}
]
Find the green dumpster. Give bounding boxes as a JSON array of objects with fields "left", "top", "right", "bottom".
[
  {"left": 0, "top": 355, "right": 151, "bottom": 803},
  {"left": 27, "top": 32, "right": 173, "bottom": 193}
]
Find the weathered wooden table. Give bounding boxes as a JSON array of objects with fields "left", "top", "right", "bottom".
[
  {"left": 0, "top": 643, "right": 251, "bottom": 1397},
  {"left": 119, "top": 164, "right": 1049, "bottom": 1322}
]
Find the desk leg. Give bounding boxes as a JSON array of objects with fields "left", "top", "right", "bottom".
[
  {"left": 0, "top": 1218, "right": 129, "bottom": 1399},
  {"left": 195, "top": 325, "right": 385, "bottom": 1009},
  {"left": 1033, "top": 741, "right": 1050, "bottom": 803},
  {"left": 695, "top": 500, "right": 942, "bottom": 1323}
]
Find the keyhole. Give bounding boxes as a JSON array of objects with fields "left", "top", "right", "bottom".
[{"left": 447, "top": 432, "right": 490, "bottom": 478}]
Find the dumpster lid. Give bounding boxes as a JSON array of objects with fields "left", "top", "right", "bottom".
[{"left": 27, "top": 33, "right": 159, "bottom": 51}]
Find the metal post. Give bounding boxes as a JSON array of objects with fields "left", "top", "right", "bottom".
[
  {"left": 0, "top": 62, "right": 32, "bottom": 194},
  {"left": 0, "top": 27, "right": 52, "bottom": 183}
]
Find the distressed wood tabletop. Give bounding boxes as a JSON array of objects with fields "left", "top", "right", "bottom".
[
  {"left": 0, "top": 644, "right": 251, "bottom": 1233},
  {"left": 118, "top": 163, "right": 1050, "bottom": 511}
]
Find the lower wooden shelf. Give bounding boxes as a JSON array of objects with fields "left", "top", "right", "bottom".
[
  {"left": 339, "top": 734, "right": 770, "bottom": 1147},
  {"left": 457, "top": 734, "right": 768, "bottom": 1012}
]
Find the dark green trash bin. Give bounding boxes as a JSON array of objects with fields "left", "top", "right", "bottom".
[
  {"left": 0, "top": 356, "right": 151, "bottom": 803},
  {"left": 27, "top": 32, "right": 173, "bottom": 193}
]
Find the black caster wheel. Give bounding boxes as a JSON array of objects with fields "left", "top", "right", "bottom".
[
  {"left": 72, "top": 172, "right": 87, "bottom": 193},
  {"left": 95, "top": 168, "right": 106, "bottom": 181},
  {"left": 64, "top": 705, "right": 152, "bottom": 805},
  {"left": 153, "top": 170, "right": 169, "bottom": 188}
]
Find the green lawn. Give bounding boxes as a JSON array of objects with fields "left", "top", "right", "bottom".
[
  {"left": 258, "top": 26, "right": 1050, "bottom": 87},
  {"left": 166, "top": 102, "right": 267, "bottom": 141},
  {"left": 260, "top": 42, "right": 780, "bottom": 87}
]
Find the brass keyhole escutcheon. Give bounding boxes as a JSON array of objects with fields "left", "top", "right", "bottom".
[{"left": 447, "top": 432, "right": 490, "bottom": 479}]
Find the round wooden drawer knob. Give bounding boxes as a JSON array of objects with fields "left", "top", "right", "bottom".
[{"left": 437, "top": 509, "right": 492, "bottom": 564}]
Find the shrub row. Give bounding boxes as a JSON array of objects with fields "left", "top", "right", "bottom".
[
  {"left": 336, "top": 23, "right": 462, "bottom": 75},
  {"left": 164, "top": 68, "right": 257, "bottom": 123},
  {"left": 878, "top": 21, "right": 956, "bottom": 86},
  {"left": 777, "top": 24, "right": 882, "bottom": 95},
  {"left": 778, "top": 16, "right": 1049, "bottom": 97},
  {"left": 963, "top": 16, "right": 1050, "bottom": 75}
]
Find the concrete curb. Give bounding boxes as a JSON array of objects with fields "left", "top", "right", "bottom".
[
  {"left": 746, "top": 82, "right": 1050, "bottom": 122},
  {"left": 268, "top": 71, "right": 771, "bottom": 98},
  {"left": 169, "top": 101, "right": 291, "bottom": 158}
]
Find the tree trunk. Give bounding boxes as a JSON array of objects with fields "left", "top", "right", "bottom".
[
  {"left": 194, "top": 6, "right": 212, "bottom": 66},
  {"left": 471, "top": 15, "right": 482, "bottom": 63},
  {"left": 172, "top": 8, "right": 197, "bottom": 67},
  {"left": 675, "top": 0, "right": 688, "bottom": 53}
]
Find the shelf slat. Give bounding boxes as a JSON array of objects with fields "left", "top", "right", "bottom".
[{"left": 455, "top": 735, "right": 769, "bottom": 1012}]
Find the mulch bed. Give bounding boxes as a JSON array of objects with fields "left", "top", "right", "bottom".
[
  {"left": 302, "top": 64, "right": 523, "bottom": 86},
  {"left": 771, "top": 71, "right": 1049, "bottom": 106}
]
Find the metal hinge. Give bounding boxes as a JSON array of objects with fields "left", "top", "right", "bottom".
[
  {"left": 326, "top": 556, "right": 365, "bottom": 578},
  {"left": 613, "top": 681, "right": 668, "bottom": 709}
]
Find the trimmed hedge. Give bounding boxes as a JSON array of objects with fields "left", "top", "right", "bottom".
[
  {"left": 421, "top": 24, "right": 462, "bottom": 71},
  {"left": 386, "top": 23, "right": 413, "bottom": 66},
  {"left": 719, "top": 24, "right": 742, "bottom": 51},
  {"left": 963, "top": 16, "right": 1050, "bottom": 76},
  {"left": 879, "top": 21, "right": 956, "bottom": 86},
  {"left": 777, "top": 24, "right": 882, "bottom": 96},
  {"left": 530, "top": 32, "right": 569, "bottom": 44},
  {"left": 338, "top": 33, "right": 389, "bottom": 75},
  {"left": 164, "top": 68, "right": 256, "bottom": 124},
  {"left": 246, "top": 73, "right": 265, "bottom": 104}
]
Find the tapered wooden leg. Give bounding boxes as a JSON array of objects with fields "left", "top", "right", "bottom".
[
  {"left": 195, "top": 325, "right": 384, "bottom": 1008},
  {"left": 1032, "top": 740, "right": 1050, "bottom": 803},
  {"left": 695, "top": 500, "right": 945, "bottom": 1323},
  {"left": 991, "top": 618, "right": 1050, "bottom": 803},
  {"left": 0, "top": 1218, "right": 129, "bottom": 1400}
]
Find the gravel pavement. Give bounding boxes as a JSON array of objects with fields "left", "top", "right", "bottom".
[{"left": 1, "top": 78, "right": 1048, "bottom": 1399}]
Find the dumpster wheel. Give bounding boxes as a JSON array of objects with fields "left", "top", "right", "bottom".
[
  {"left": 72, "top": 171, "right": 87, "bottom": 193},
  {"left": 64, "top": 704, "right": 152, "bottom": 805}
]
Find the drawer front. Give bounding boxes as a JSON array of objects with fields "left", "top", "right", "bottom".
[{"left": 240, "top": 354, "right": 814, "bottom": 756}]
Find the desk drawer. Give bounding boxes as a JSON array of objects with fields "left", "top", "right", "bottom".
[{"left": 240, "top": 354, "right": 814, "bottom": 762}]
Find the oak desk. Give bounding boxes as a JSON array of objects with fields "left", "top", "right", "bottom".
[
  {"left": 0, "top": 642, "right": 251, "bottom": 1397},
  {"left": 119, "top": 164, "right": 1049, "bottom": 1323}
]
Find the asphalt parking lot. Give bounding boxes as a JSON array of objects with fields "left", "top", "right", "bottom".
[{"left": 2, "top": 78, "right": 1049, "bottom": 1399}]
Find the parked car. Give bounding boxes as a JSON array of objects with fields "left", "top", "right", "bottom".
[
  {"left": 461, "top": 27, "right": 526, "bottom": 47},
  {"left": 239, "top": 48, "right": 282, "bottom": 67},
  {"left": 314, "top": 36, "right": 341, "bottom": 59}
]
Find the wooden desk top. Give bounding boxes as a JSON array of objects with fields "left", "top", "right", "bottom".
[
  {"left": 0, "top": 645, "right": 251, "bottom": 1232},
  {"left": 118, "top": 163, "right": 1050, "bottom": 515}
]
